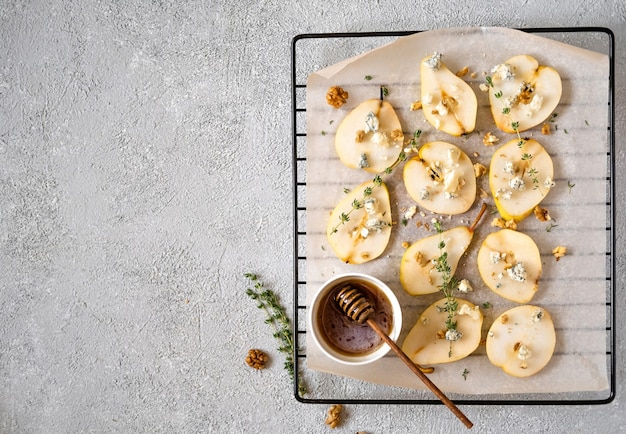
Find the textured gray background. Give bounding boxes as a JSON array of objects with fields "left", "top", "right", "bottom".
[{"left": 0, "top": 1, "right": 624, "bottom": 433}]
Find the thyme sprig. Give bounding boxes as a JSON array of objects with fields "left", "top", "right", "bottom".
[
  {"left": 244, "top": 273, "right": 306, "bottom": 396},
  {"left": 330, "top": 129, "right": 422, "bottom": 234},
  {"left": 485, "top": 76, "right": 541, "bottom": 190},
  {"left": 433, "top": 219, "right": 460, "bottom": 358}
]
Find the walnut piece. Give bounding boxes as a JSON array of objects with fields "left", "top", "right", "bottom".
[
  {"left": 355, "top": 129, "right": 365, "bottom": 143},
  {"left": 552, "top": 246, "right": 567, "bottom": 261},
  {"left": 483, "top": 131, "right": 499, "bottom": 146},
  {"left": 473, "top": 162, "right": 487, "bottom": 178},
  {"left": 491, "top": 217, "right": 517, "bottom": 231},
  {"left": 245, "top": 349, "right": 268, "bottom": 370},
  {"left": 410, "top": 100, "right": 423, "bottom": 111},
  {"left": 541, "top": 123, "right": 551, "bottom": 135},
  {"left": 534, "top": 206, "right": 552, "bottom": 222},
  {"left": 324, "top": 404, "right": 342, "bottom": 429},
  {"left": 390, "top": 128, "right": 403, "bottom": 141},
  {"left": 326, "top": 86, "right": 349, "bottom": 108},
  {"left": 456, "top": 66, "right": 470, "bottom": 77}
]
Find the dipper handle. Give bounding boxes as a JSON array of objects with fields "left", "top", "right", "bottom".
[{"left": 334, "top": 285, "right": 473, "bottom": 429}]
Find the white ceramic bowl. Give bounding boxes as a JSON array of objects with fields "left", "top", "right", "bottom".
[{"left": 308, "top": 273, "right": 402, "bottom": 365}]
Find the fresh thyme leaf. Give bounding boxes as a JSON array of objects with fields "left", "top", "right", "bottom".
[
  {"left": 321, "top": 131, "right": 326, "bottom": 136},
  {"left": 433, "top": 219, "right": 460, "bottom": 357},
  {"left": 546, "top": 223, "right": 558, "bottom": 232},
  {"left": 462, "top": 368, "right": 470, "bottom": 380},
  {"left": 381, "top": 85, "right": 389, "bottom": 97},
  {"left": 365, "top": 75, "right": 373, "bottom": 81},
  {"left": 481, "top": 302, "right": 492, "bottom": 309},
  {"left": 245, "top": 273, "right": 306, "bottom": 396},
  {"left": 567, "top": 180, "right": 576, "bottom": 193}
]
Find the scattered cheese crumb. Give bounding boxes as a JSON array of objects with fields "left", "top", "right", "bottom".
[
  {"left": 458, "top": 303, "right": 481, "bottom": 320},
  {"left": 552, "top": 246, "right": 567, "bottom": 261},
  {"left": 457, "top": 279, "right": 474, "bottom": 294},
  {"left": 404, "top": 205, "right": 417, "bottom": 220}
]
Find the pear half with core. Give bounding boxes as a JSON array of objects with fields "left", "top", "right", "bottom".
[
  {"left": 400, "top": 226, "right": 471, "bottom": 296},
  {"left": 477, "top": 229, "right": 542, "bottom": 303},
  {"left": 488, "top": 55, "right": 562, "bottom": 133},
  {"left": 490, "top": 138, "right": 554, "bottom": 222},
  {"left": 420, "top": 52, "right": 477, "bottom": 136},
  {"left": 404, "top": 141, "right": 476, "bottom": 215},
  {"left": 486, "top": 305, "right": 556, "bottom": 377},
  {"left": 400, "top": 203, "right": 486, "bottom": 296},
  {"left": 326, "top": 180, "right": 392, "bottom": 264},
  {"left": 402, "top": 298, "right": 483, "bottom": 365},
  {"left": 335, "top": 99, "right": 404, "bottom": 173}
]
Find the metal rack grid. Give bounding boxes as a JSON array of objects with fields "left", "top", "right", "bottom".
[{"left": 291, "top": 28, "right": 615, "bottom": 404}]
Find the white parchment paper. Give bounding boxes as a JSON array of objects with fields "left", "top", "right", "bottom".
[{"left": 304, "top": 27, "right": 611, "bottom": 395}]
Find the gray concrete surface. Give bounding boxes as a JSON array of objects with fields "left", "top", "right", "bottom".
[{"left": 0, "top": 0, "right": 624, "bottom": 433}]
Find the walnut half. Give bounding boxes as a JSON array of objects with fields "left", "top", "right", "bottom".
[
  {"left": 245, "top": 349, "right": 268, "bottom": 370},
  {"left": 326, "top": 86, "right": 349, "bottom": 108}
]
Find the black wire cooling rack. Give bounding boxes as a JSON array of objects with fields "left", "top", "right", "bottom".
[{"left": 291, "top": 27, "right": 615, "bottom": 405}]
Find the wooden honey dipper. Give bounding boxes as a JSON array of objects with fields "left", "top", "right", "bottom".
[{"left": 335, "top": 285, "right": 474, "bottom": 429}]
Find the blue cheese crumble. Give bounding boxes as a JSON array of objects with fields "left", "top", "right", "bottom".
[
  {"left": 363, "top": 197, "right": 379, "bottom": 215},
  {"left": 364, "top": 111, "right": 379, "bottom": 133},
  {"left": 457, "top": 279, "right": 473, "bottom": 293},
  {"left": 357, "top": 153, "right": 369, "bottom": 169},
  {"left": 491, "top": 63, "right": 515, "bottom": 81},
  {"left": 458, "top": 303, "right": 480, "bottom": 320},
  {"left": 445, "top": 329, "right": 463, "bottom": 342},
  {"left": 507, "top": 262, "right": 527, "bottom": 282},
  {"left": 423, "top": 52, "right": 443, "bottom": 71},
  {"left": 509, "top": 176, "right": 526, "bottom": 190}
]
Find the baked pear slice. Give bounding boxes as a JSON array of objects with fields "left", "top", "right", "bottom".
[
  {"left": 326, "top": 180, "right": 392, "bottom": 264},
  {"left": 489, "top": 138, "right": 554, "bottom": 222},
  {"left": 400, "top": 204, "right": 487, "bottom": 296},
  {"left": 400, "top": 226, "right": 472, "bottom": 296},
  {"left": 477, "top": 229, "right": 542, "bottom": 303},
  {"left": 486, "top": 305, "right": 556, "bottom": 377},
  {"left": 420, "top": 52, "right": 477, "bottom": 136},
  {"left": 402, "top": 298, "right": 483, "bottom": 364},
  {"left": 403, "top": 141, "right": 476, "bottom": 215},
  {"left": 334, "top": 98, "right": 404, "bottom": 173},
  {"left": 488, "top": 55, "right": 562, "bottom": 133}
]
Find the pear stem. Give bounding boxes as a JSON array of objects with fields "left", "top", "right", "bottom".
[{"left": 468, "top": 202, "right": 488, "bottom": 233}]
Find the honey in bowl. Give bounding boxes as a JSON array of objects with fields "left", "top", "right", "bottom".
[{"left": 318, "top": 280, "right": 393, "bottom": 356}]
